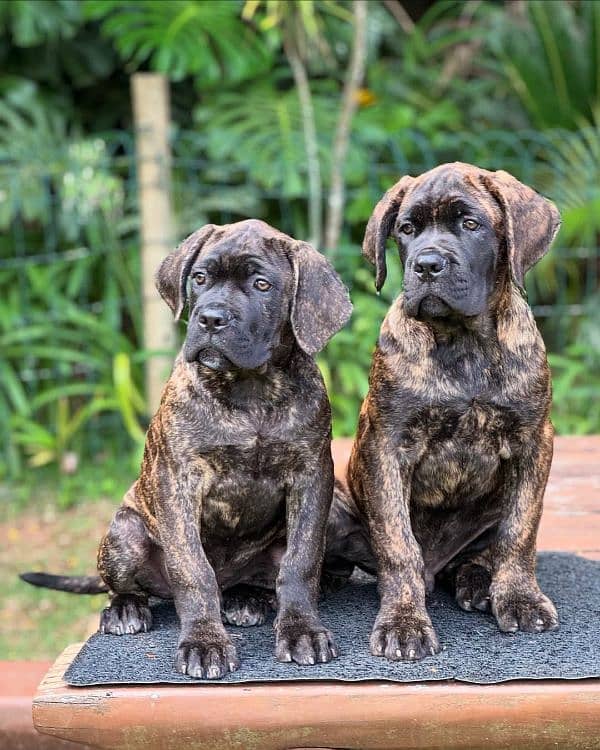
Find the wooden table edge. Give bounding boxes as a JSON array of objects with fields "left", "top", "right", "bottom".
[{"left": 33, "top": 643, "right": 600, "bottom": 750}]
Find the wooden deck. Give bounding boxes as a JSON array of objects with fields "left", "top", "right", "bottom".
[{"left": 31, "top": 436, "right": 600, "bottom": 750}]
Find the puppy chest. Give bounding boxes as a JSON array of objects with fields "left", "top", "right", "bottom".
[
  {"left": 208, "top": 440, "right": 307, "bottom": 483},
  {"left": 201, "top": 478, "right": 286, "bottom": 535},
  {"left": 412, "top": 402, "right": 512, "bottom": 505},
  {"left": 197, "top": 443, "right": 298, "bottom": 532}
]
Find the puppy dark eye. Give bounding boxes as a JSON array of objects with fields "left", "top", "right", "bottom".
[
  {"left": 192, "top": 271, "right": 206, "bottom": 285},
  {"left": 399, "top": 222, "right": 414, "bottom": 235},
  {"left": 462, "top": 218, "right": 479, "bottom": 231},
  {"left": 254, "top": 278, "right": 272, "bottom": 292}
]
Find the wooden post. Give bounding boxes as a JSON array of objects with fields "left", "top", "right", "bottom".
[{"left": 131, "top": 73, "right": 176, "bottom": 416}]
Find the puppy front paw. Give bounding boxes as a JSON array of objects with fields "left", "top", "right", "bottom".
[
  {"left": 491, "top": 586, "right": 559, "bottom": 634},
  {"left": 175, "top": 624, "right": 240, "bottom": 679},
  {"left": 275, "top": 617, "right": 338, "bottom": 665},
  {"left": 100, "top": 594, "right": 152, "bottom": 635},
  {"left": 370, "top": 610, "right": 440, "bottom": 661}
]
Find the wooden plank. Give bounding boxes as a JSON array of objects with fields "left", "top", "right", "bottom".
[
  {"left": 0, "top": 659, "right": 92, "bottom": 749},
  {"left": 33, "top": 652, "right": 600, "bottom": 750},
  {"left": 540, "top": 436, "right": 600, "bottom": 557}
]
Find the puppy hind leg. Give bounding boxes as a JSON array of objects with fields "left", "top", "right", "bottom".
[
  {"left": 323, "top": 479, "right": 377, "bottom": 589},
  {"left": 439, "top": 548, "right": 493, "bottom": 613},
  {"left": 97, "top": 506, "right": 169, "bottom": 635},
  {"left": 100, "top": 593, "right": 152, "bottom": 635},
  {"left": 222, "top": 584, "right": 276, "bottom": 627}
]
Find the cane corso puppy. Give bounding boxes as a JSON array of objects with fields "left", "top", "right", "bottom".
[
  {"left": 22, "top": 219, "right": 352, "bottom": 678},
  {"left": 328, "top": 162, "right": 561, "bottom": 662}
]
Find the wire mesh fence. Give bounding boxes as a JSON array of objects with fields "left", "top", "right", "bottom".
[{"left": 1, "top": 127, "right": 598, "bottom": 475}]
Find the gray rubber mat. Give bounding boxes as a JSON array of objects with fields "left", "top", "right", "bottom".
[{"left": 65, "top": 552, "right": 600, "bottom": 685}]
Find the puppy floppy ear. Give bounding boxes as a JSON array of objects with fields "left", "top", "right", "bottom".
[
  {"left": 363, "top": 175, "right": 415, "bottom": 291},
  {"left": 289, "top": 241, "right": 352, "bottom": 355},
  {"left": 481, "top": 170, "right": 561, "bottom": 290},
  {"left": 155, "top": 224, "right": 217, "bottom": 320}
]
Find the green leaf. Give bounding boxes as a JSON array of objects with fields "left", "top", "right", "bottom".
[{"left": 84, "top": 0, "right": 273, "bottom": 86}]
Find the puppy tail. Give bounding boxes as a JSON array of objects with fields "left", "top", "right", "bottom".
[{"left": 20, "top": 571, "right": 109, "bottom": 594}]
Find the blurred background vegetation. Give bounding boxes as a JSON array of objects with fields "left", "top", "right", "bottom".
[{"left": 1, "top": 0, "right": 600, "bottom": 509}]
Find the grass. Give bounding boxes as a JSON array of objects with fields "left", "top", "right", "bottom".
[{"left": 0, "top": 456, "right": 134, "bottom": 660}]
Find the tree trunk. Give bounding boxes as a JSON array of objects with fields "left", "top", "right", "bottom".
[
  {"left": 131, "top": 73, "right": 176, "bottom": 415},
  {"left": 324, "top": 0, "right": 368, "bottom": 255},
  {"left": 284, "top": 36, "right": 323, "bottom": 249}
]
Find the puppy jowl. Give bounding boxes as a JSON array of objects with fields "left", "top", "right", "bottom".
[
  {"left": 332, "top": 163, "right": 561, "bottom": 662},
  {"left": 22, "top": 219, "right": 352, "bottom": 679}
]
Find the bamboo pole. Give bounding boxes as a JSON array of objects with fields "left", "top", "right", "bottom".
[{"left": 131, "top": 73, "right": 176, "bottom": 416}]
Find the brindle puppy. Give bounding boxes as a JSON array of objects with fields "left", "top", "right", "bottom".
[
  {"left": 327, "top": 163, "right": 561, "bottom": 662},
  {"left": 22, "top": 219, "right": 352, "bottom": 679}
]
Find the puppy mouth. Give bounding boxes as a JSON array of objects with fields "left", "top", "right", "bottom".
[
  {"left": 193, "top": 346, "right": 234, "bottom": 372},
  {"left": 416, "top": 295, "right": 453, "bottom": 319},
  {"left": 185, "top": 341, "right": 273, "bottom": 372},
  {"left": 404, "top": 291, "right": 453, "bottom": 319}
]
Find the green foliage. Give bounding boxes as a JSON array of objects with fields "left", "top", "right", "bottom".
[
  {"left": 521, "top": 125, "right": 600, "bottom": 311},
  {"left": 243, "top": 0, "right": 352, "bottom": 67},
  {"left": 544, "top": 125, "right": 600, "bottom": 248},
  {"left": 319, "top": 252, "right": 403, "bottom": 437},
  {"left": 484, "top": 0, "right": 600, "bottom": 130},
  {"left": 196, "top": 77, "right": 338, "bottom": 197},
  {"left": 0, "top": 290, "right": 146, "bottom": 478},
  {"left": 549, "top": 299, "right": 600, "bottom": 434},
  {"left": 0, "top": 0, "right": 81, "bottom": 46},
  {"left": 0, "top": 83, "right": 145, "bottom": 479},
  {"left": 367, "top": 1, "right": 512, "bottom": 133},
  {"left": 85, "top": 0, "right": 273, "bottom": 85}
]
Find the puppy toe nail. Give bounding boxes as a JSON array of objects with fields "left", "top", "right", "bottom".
[
  {"left": 535, "top": 618, "right": 544, "bottom": 625},
  {"left": 408, "top": 649, "right": 416, "bottom": 659},
  {"left": 430, "top": 647, "right": 437, "bottom": 655},
  {"left": 395, "top": 648, "right": 402, "bottom": 658}
]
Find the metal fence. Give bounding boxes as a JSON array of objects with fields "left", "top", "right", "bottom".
[{"left": 1, "top": 127, "right": 598, "bottom": 474}]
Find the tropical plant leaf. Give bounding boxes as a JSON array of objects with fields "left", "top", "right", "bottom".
[
  {"left": 196, "top": 78, "right": 337, "bottom": 197},
  {"left": 84, "top": 0, "right": 272, "bottom": 85},
  {"left": 0, "top": 0, "right": 81, "bottom": 46},
  {"left": 485, "top": 0, "right": 600, "bottom": 129}
]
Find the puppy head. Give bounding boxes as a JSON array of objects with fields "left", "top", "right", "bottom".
[
  {"left": 156, "top": 219, "right": 352, "bottom": 371},
  {"left": 363, "top": 163, "right": 560, "bottom": 321}
]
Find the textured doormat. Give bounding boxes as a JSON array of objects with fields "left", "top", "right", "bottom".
[{"left": 65, "top": 552, "right": 600, "bottom": 686}]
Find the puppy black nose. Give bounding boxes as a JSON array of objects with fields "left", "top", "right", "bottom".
[
  {"left": 413, "top": 251, "right": 447, "bottom": 280},
  {"left": 198, "top": 309, "right": 229, "bottom": 332}
]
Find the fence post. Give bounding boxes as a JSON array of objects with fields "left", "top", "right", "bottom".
[{"left": 131, "top": 73, "right": 176, "bottom": 416}]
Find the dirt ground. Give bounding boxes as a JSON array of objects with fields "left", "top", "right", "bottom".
[{"left": 0, "top": 499, "right": 116, "bottom": 659}]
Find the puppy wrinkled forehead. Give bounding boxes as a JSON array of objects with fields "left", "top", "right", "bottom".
[
  {"left": 197, "top": 220, "right": 290, "bottom": 267},
  {"left": 404, "top": 164, "right": 503, "bottom": 226}
]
